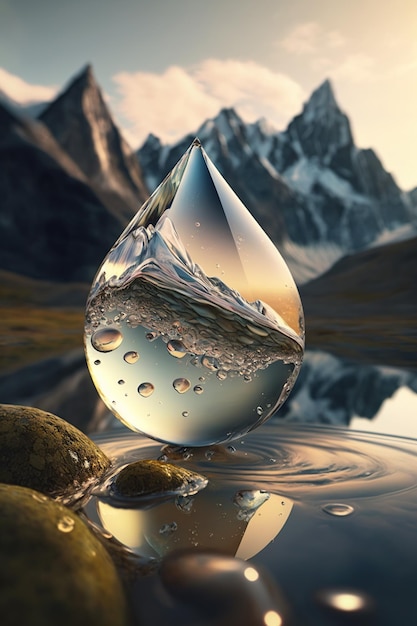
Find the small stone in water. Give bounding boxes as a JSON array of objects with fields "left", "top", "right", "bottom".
[
  {"left": 91, "top": 328, "right": 123, "bottom": 353},
  {"left": 113, "top": 459, "right": 207, "bottom": 498}
]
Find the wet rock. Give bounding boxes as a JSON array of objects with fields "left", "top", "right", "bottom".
[
  {"left": 113, "top": 459, "right": 207, "bottom": 498},
  {"left": 0, "top": 404, "right": 110, "bottom": 501},
  {"left": 0, "top": 483, "right": 130, "bottom": 626}
]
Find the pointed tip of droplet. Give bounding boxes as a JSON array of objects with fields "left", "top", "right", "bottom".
[{"left": 192, "top": 137, "right": 202, "bottom": 148}]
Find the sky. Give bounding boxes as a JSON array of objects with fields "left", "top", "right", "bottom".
[{"left": 0, "top": 0, "right": 416, "bottom": 189}]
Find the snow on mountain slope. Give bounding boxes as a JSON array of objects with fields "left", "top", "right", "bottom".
[{"left": 137, "top": 80, "right": 412, "bottom": 284}]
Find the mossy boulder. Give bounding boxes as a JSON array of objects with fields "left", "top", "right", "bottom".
[
  {"left": 0, "top": 404, "right": 110, "bottom": 501},
  {"left": 113, "top": 459, "right": 207, "bottom": 498},
  {"left": 0, "top": 483, "right": 129, "bottom": 626}
]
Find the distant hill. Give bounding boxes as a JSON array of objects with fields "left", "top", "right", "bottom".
[{"left": 301, "top": 235, "right": 417, "bottom": 369}]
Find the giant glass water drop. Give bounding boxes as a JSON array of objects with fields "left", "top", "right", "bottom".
[{"left": 84, "top": 139, "right": 304, "bottom": 446}]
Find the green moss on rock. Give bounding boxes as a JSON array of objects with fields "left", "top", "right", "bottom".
[
  {"left": 114, "top": 459, "right": 207, "bottom": 498},
  {"left": 0, "top": 483, "right": 130, "bottom": 626},
  {"left": 0, "top": 404, "right": 110, "bottom": 501}
]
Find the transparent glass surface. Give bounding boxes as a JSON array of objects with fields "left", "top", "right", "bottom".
[{"left": 84, "top": 139, "right": 304, "bottom": 446}]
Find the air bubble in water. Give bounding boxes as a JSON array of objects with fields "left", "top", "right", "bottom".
[
  {"left": 124, "top": 351, "right": 139, "bottom": 363},
  {"left": 167, "top": 340, "right": 187, "bottom": 358},
  {"left": 138, "top": 382, "right": 155, "bottom": 397},
  {"left": 91, "top": 328, "right": 123, "bottom": 352},
  {"left": 173, "top": 378, "right": 191, "bottom": 394}
]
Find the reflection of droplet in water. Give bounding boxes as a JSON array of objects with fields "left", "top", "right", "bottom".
[
  {"left": 318, "top": 589, "right": 371, "bottom": 613},
  {"left": 193, "top": 385, "right": 204, "bottom": 394},
  {"left": 173, "top": 378, "right": 191, "bottom": 394},
  {"left": 57, "top": 516, "right": 75, "bottom": 533},
  {"left": 322, "top": 503, "right": 355, "bottom": 517},
  {"left": 234, "top": 489, "right": 270, "bottom": 521},
  {"left": 91, "top": 328, "right": 123, "bottom": 352},
  {"left": 124, "top": 351, "right": 139, "bottom": 363},
  {"left": 167, "top": 340, "right": 187, "bottom": 358},
  {"left": 138, "top": 382, "right": 155, "bottom": 397},
  {"left": 159, "top": 522, "right": 178, "bottom": 536}
]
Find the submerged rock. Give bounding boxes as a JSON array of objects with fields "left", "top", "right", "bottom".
[
  {"left": 0, "top": 483, "right": 129, "bottom": 626},
  {"left": 0, "top": 404, "right": 110, "bottom": 501},
  {"left": 113, "top": 459, "right": 207, "bottom": 498}
]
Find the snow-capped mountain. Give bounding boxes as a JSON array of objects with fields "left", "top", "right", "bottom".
[
  {"left": 138, "top": 80, "right": 414, "bottom": 283},
  {"left": 40, "top": 65, "right": 149, "bottom": 221}
]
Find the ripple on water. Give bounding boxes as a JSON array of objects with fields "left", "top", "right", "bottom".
[{"left": 92, "top": 422, "right": 417, "bottom": 501}]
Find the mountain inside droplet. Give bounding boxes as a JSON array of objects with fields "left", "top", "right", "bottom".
[{"left": 84, "top": 139, "right": 304, "bottom": 446}]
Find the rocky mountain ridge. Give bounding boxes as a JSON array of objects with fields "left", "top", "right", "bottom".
[{"left": 138, "top": 80, "right": 415, "bottom": 282}]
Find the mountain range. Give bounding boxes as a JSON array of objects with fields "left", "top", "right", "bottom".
[{"left": 0, "top": 64, "right": 416, "bottom": 433}]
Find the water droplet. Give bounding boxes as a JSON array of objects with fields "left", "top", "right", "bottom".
[
  {"left": 256, "top": 406, "right": 264, "bottom": 416},
  {"left": 57, "top": 515, "right": 75, "bottom": 533},
  {"left": 118, "top": 379, "right": 125, "bottom": 385},
  {"left": 91, "top": 328, "right": 123, "bottom": 352},
  {"left": 193, "top": 385, "right": 204, "bottom": 394},
  {"left": 84, "top": 139, "right": 304, "bottom": 446},
  {"left": 167, "top": 340, "right": 187, "bottom": 358},
  {"left": 227, "top": 445, "right": 236, "bottom": 453},
  {"left": 94, "top": 359, "right": 101, "bottom": 365},
  {"left": 322, "top": 503, "right": 355, "bottom": 517},
  {"left": 201, "top": 355, "right": 219, "bottom": 371},
  {"left": 159, "top": 521, "right": 178, "bottom": 536},
  {"left": 138, "top": 382, "right": 155, "bottom": 397},
  {"left": 123, "top": 350, "right": 139, "bottom": 363},
  {"left": 182, "top": 411, "right": 189, "bottom": 417},
  {"left": 173, "top": 378, "right": 191, "bottom": 394}
]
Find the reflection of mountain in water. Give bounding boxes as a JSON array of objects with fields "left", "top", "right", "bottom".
[
  {"left": 1, "top": 348, "right": 416, "bottom": 437},
  {"left": 279, "top": 350, "right": 417, "bottom": 429}
]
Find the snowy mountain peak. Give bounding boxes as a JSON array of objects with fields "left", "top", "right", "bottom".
[{"left": 303, "top": 79, "right": 338, "bottom": 121}]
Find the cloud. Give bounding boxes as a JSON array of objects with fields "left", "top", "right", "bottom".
[
  {"left": 280, "top": 22, "right": 346, "bottom": 55},
  {"left": 0, "top": 67, "right": 57, "bottom": 104},
  {"left": 112, "top": 59, "right": 305, "bottom": 147}
]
